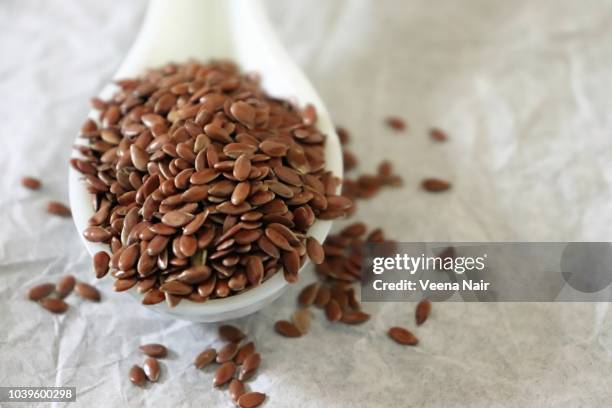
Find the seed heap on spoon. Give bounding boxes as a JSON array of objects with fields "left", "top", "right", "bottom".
[{"left": 71, "top": 60, "right": 353, "bottom": 307}]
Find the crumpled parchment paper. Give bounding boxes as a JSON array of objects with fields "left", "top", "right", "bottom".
[{"left": 1, "top": 0, "right": 612, "bottom": 406}]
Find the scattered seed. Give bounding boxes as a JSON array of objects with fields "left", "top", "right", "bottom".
[
  {"left": 214, "top": 362, "right": 236, "bottom": 387},
  {"left": 143, "top": 357, "right": 160, "bottom": 382},
  {"left": 415, "top": 298, "right": 431, "bottom": 326},
  {"left": 385, "top": 116, "right": 406, "bottom": 131},
  {"left": 195, "top": 348, "right": 217, "bottom": 369},
  {"left": 422, "top": 178, "right": 451, "bottom": 192},
  {"left": 343, "top": 150, "right": 358, "bottom": 171},
  {"left": 56, "top": 275, "right": 76, "bottom": 299},
  {"left": 129, "top": 365, "right": 147, "bottom": 386},
  {"left": 239, "top": 352, "right": 261, "bottom": 381},
  {"left": 388, "top": 326, "right": 419, "bottom": 346},
  {"left": 28, "top": 283, "right": 55, "bottom": 301},
  {"left": 229, "top": 379, "right": 246, "bottom": 403},
  {"left": 340, "top": 222, "right": 367, "bottom": 238},
  {"left": 238, "top": 392, "right": 266, "bottom": 408},
  {"left": 234, "top": 342, "right": 255, "bottom": 365},
  {"left": 74, "top": 282, "right": 101, "bottom": 302},
  {"left": 429, "top": 127, "right": 448, "bottom": 142},
  {"left": 21, "top": 176, "right": 41, "bottom": 190},
  {"left": 39, "top": 298, "right": 68, "bottom": 314},
  {"left": 341, "top": 310, "right": 370, "bottom": 325},
  {"left": 314, "top": 286, "right": 331, "bottom": 308},
  {"left": 297, "top": 282, "right": 320, "bottom": 307},
  {"left": 218, "top": 325, "right": 245, "bottom": 343},
  {"left": 274, "top": 320, "right": 302, "bottom": 338},
  {"left": 292, "top": 308, "right": 311, "bottom": 334},
  {"left": 139, "top": 343, "right": 168, "bottom": 358},
  {"left": 346, "top": 288, "right": 361, "bottom": 310},
  {"left": 336, "top": 126, "right": 350, "bottom": 145},
  {"left": 217, "top": 342, "right": 239, "bottom": 364},
  {"left": 377, "top": 161, "right": 393, "bottom": 179},
  {"left": 366, "top": 228, "right": 386, "bottom": 243},
  {"left": 325, "top": 299, "right": 342, "bottom": 322},
  {"left": 46, "top": 201, "right": 71, "bottom": 217}
]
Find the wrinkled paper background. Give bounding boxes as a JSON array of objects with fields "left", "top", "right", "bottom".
[{"left": 2, "top": 0, "right": 612, "bottom": 406}]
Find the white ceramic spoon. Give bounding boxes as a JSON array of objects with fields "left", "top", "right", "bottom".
[{"left": 68, "top": 0, "right": 343, "bottom": 322}]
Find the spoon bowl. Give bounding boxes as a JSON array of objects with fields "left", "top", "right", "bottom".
[{"left": 69, "top": 0, "right": 343, "bottom": 322}]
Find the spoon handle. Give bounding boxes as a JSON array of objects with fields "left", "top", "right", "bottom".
[{"left": 116, "top": 0, "right": 237, "bottom": 78}]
